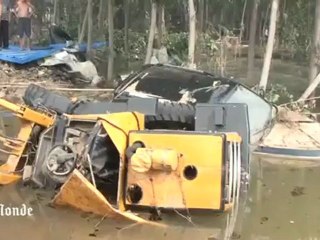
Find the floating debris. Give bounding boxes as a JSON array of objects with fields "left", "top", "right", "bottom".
[
  {"left": 260, "top": 217, "right": 269, "bottom": 224},
  {"left": 230, "top": 232, "right": 241, "bottom": 239},
  {"left": 291, "top": 186, "right": 305, "bottom": 197}
]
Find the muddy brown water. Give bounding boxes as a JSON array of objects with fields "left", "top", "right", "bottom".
[{"left": 1, "top": 112, "right": 320, "bottom": 239}]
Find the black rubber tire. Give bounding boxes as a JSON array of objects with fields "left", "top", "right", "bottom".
[
  {"left": 145, "top": 101, "right": 195, "bottom": 130},
  {"left": 30, "top": 125, "right": 44, "bottom": 144},
  {"left": 23, "top": 84, "right": 73, "bottom": 115}
]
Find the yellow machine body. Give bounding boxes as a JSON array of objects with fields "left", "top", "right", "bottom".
[
  {"left": 54, "top": 111, "right": 242, "bottom": 220},
  {"left": 0, "top": 95, "right": 243, "bottom": 222},
  {"left": 125, "top": 131, "right": 226, "bottom": 210},
  {"left": 52, "top": 112, "right": 161, "bottom": 225},
  {"left": 0, "top": 99, "right": 56, "bottom": 184},
  {"left": 52, "top": 169, "right": 165, "bottom": 227},
  {"left": 99, "top": 112, "right": 145, "bottom": 211}
]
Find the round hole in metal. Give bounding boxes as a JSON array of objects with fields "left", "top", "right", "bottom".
[
  {"left": 183, "top": 165, "right": 198, "bottom": 180},
  {"left": 127, "top": 184, "right": 143, "bottom": 204}
]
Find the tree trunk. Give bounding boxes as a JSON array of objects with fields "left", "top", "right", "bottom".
[
  {"left": 261, "top": 3, "right": 270, "bottom": 46},
  {"left": 205, "top": 0, "right": 208, "bottom": 31},
  {"left": 183, "top": 0, "right": 189, "bottom": 31},
  {"left": 108, "top": 0, "right": 115, "bottom": 82},
  {"left": 53, "top": 0, "right": 59, "bottom": 24},
  {"left": 274, "top": 1, "right": 282, "bottom": 50},
  {"left": 144, "top": 0, "right": 150, "bottom": 30},
  {"left": 199, "top": 0, "right": 204, "bottom": 32},
  {"left": 299, "top": 73, "right": 320, "bottom": 101},
  {"left": 188, "top": 0, "right": 196, "bottom": 69},
  {"left": 158, "top": 3, "right": 166, "bottom": 46},
  {"left": 259, "top": 0, "right": 279, "bottom": 92},
  {"left": 145, "top": 0, "right": 157, "bottom": 65},
  {"left": 78, "top": 8, "right": 88, "bottom": 44},
  {"left": 240, "top": 0, "right": 247, "bottom": 43},
  {"left": 98, "top": 0, "right": 105, "bottom": 30},
  {"left": 86, "top": 0, "right": 93, "bottom": 56},
  {"left": 247, "top": 0, "right": 259, "bottom": 85},
  {"left": 124, "top": 0, "right": 129, "bottom": 57},
  {"left": 258, "top": 7, "right": 263, "bottom": 46},
  {"left": 305, "top": 0, "right": 320, "bottom": 100}
]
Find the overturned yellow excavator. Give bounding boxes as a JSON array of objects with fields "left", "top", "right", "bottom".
[{"left": 0, "top": 83, "right": 250, "bottom": 224}]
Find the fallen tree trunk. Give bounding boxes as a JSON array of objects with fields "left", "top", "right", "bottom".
[{"left": 299, "top": 72, "right": 320, "bottom": 101}]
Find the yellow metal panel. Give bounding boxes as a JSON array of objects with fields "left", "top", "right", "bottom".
[
  {"left": 0, "top": 98, "right": 55, "bottom": 128},
  {"left": 126, "top": 131, "right": 225, "bottom": 210},
  {"left": 53, "top": 169, "right": 165, "bottom": 227},
  {"left": 20, "top": 107, "right": 55, "bottom": 128},
  {"left": 0, "top": 172, "right": 21, "bottom": 185},
  {"left": 0, "top": 121, "right": 34, "bottom": 185},
  {"left": 225, "top": 132, "right": 242, "bottom": 142},
  {"left": 0, "top": 99, "right": 21, "bottom": 112},
  {"left": 99, "top": 112, "right": 145, "bottom": 211},
  {"left": 99, "top": 112, "right": 145, "bottom": 156}
]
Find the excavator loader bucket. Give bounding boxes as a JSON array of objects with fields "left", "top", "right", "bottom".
[
  {"left": 0, "top": 120, "right": 34, "bottom": 185},
  {"left": 52, "top": 169, "right": 165, "bottom": 227}
]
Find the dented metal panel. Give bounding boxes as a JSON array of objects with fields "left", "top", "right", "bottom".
[
  {"left": 53, "top": 169, "right": 166, "bottom": 226},
  {"left": 125, "top": 131, "right": 226, "bottom": 210}
]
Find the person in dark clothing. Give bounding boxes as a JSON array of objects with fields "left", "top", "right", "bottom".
[
  {"left": 14, "top": 0, "right": 34, "bottom": 50},
  {"left": 0, "top": 0, "right": 10, "bottom": 49}
]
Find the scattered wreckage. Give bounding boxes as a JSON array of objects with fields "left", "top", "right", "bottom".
[
  {"left": 0, "top": 64, "right": 277, "bottom": 223},
  {"left": 255, "top": 106, "right": 320, "bottom": 162},
  {"left": 40, "top": 50, "right": 103, "bottom": 86}
]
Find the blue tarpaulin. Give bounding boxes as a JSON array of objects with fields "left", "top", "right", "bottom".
[{"left": 0, "top": 42, "right": 106, "bottom": 65}]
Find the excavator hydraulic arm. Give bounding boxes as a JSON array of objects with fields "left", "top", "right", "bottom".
[
  {"left": 0, "top": 99, "right": 55, "bottom": 128},
  {"left": 0, "top": 98, "right": 56, "bottom": 185}
]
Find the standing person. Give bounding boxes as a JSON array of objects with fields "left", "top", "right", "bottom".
[
  {"left": 0, "top": 0, "right": 10, "bottom": 49},
  {"left": 14, "top": 0, "right": 34, "bottom": 50}
]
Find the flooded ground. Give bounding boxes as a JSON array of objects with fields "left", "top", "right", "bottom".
[
  {"left": 236, "top": 157, "right": 320, "bottom": 240},
  {"left": 0, "top": 154, "right": 319, "bottom": 240}
]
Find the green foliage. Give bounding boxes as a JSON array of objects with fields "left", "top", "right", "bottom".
[
  {"left": 112, "top": 29, "right": 147, "bottom": 59},
  {"left": 264, "top": 84, "right": 294, "bottom": 104},
  {"left": 197, "top": 33, "right": 219, "bottom": 56},
  {"left": 279, "top": 0, "right": 314, "bottom": 61},
  {"left": 110, "top": 29, "right": 219, "bottom": 62},
  {"left": 164, "top": 32, "right": 189, "bottom": 60},
  {"left": 164, "top": 32, "right": 219, "bottom": 60}
]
